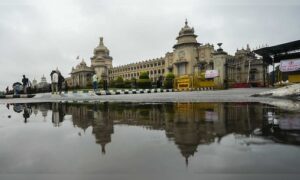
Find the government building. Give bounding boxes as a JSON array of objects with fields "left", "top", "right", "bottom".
[{"left": 66, "top": 20, "right": 267, "bottom": 89}]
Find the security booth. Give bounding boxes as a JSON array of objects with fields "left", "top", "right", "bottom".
[{"left": 254, "top": 40, "right": 300, "bottom": 86}]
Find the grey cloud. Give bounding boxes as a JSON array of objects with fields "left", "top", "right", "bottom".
[{"left": 0, "top": 0, "right": 299, "bottom": 89}]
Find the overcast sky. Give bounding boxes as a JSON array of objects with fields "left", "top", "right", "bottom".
[{"left": 0, "top": 0, "right": 299, "bottom": 90}]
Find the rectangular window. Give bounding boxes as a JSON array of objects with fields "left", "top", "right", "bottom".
[{"left": 250, "top": 72, "right": 256, "bottom": 81}]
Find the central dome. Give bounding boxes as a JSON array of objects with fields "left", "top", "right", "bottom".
[
  {"left": 173, "top": 19, "right": 200, "bottom": 49},
  {"left": 179, "top": 19, "right": 195, "bottom": 36},
  {"left": 94, "top": 37, "right": 110, "bottom": 55}
]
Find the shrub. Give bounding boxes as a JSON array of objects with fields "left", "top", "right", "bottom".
[
  {"left": 85, "top": 81, "right": 92, "bottom": 89},
  {"left": 109, "top": 80, "right": 115, "bottom": 88},
  {"left": 139, "top": 71, "right": 149, "bottom": 79},
  {"left": 98, "top": 79, "right": 104, "bottom": 88},
  {"left": 124, "top": 79, "right": 132, "bottom": 88},
  {"left": 114, "top": 76, "right": 124, "bottom": 88},
  {"left": 137, "top": 79, "right": 152, "bottom": 89},
  {"left": 163, "top": 79, "right": 173, "bottom": 89},
  {"left": 136, "top": 72, "right": 151, "bottom": 88},
  {"left": 163, "top": 72, "right": 175, "bottom": 89},
  {"left": 165, "top": 72, "right": 175, "bottom": 79},
  {"left": 131, "top": 77, "right": 137, "bottom": 88}
]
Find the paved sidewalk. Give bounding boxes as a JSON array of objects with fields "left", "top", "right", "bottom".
[{"left": 0, "top": 88, "right": 276, "bottom": 104}]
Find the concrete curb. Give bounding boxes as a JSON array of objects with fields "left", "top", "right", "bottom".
[
  {"left": 60, "top": 87, "right": 215, "bottom": 96},
  {"left": 92, "top": 87, "right": 214, "bottom": 96},
  {"left": 176, "top": 87, "right": 215, "bottom": 91},
  {"left": 95, "top": 89, "right": 174, "bottom": 96},
  {"left": 0, "top": 87, "right": 215, "bottom": 98}
]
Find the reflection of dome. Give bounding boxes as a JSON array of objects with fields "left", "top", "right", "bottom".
[
  {"left": 173, "top": 125, "right": 200, "bottom": 166},
  {"left": 92, "top": 114, "right": 113, "bottom": 155},
  {"left": 39, "top": 104, "right": 49, "bottom": 120},
  {"left": 33, "top": 107, "right": 38, "bottom": 116},
  {"left": 70, "top": 105, "right": 93, "bottom": 131},
  {"left": 41, "top": 110, "right": 47, "bottom": 118},
  {"left": 164, "top": 121, "right": 200, "bottom": 166},
  {"left": 92, "top": 103, "right": 113, "bottom": 155},
  {"left": 177, "top": 143, "right": 198, "bottom": 166}
]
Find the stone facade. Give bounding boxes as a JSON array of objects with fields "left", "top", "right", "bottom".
[
  {"left": 66, "top": 59, "right": 94, "bottom": 88},
  {"left": 91, "top": 37, "right": 113, "bottom": 81},
  {"left": 109, "top": 58, "right": 165, "bottom": 82},
  {"left": 226, "top": 46, "right": 267, "bottom": 87},
  {"left": 67, "top": 20, "right": 266, "bottom": 89}
]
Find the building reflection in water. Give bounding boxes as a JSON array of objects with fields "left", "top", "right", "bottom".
[
  {"left": 91, "top": 102, "right": 113, "bottom": 154},
  {"left": 165, "top": 103, "right": 227, "bottom": 165},
  {"left": 9, "top": 102, "right": 300, "bottom": 163}
]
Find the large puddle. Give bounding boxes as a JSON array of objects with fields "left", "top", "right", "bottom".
[{"left": 0, "top": 102, "right": 300, "bottom": 179}]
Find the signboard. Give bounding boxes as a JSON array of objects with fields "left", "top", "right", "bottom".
[
  {"left": 205, "top": 111, "right": 218, "bottom": 122},
  {"left": 205, "top": 70, "right": 219, "bottom": 78},
  {"left": 279, "top": 58, "right": 300, "bottom": 72},
  {"left": 279, "top": 115, "right": 300, "bottom": 130}
]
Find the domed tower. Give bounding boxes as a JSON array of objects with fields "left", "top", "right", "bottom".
[
  {"left": 41, "top": 75, "right": 47, "bottom": 83},
  {"left": 173, "top": 20, "right": 200, "bottom": 76},
  {"left": 91, "top": 37, "right": 113, "bottom": 81},
  {"left": 32, "top": 78, "right": 37, "bottom": 88}
]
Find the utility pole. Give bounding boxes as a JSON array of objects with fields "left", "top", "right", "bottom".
[{"left": 272, "top": 57, "right": 275, "bottom": 87}]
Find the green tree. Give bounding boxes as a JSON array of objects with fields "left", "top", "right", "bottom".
[
  {"left": 109, "top": 79, "right": 115, "bottom": 88},
  {"left": 86, "top": 81, "right": 92, "bottom": 89},
  {"left": 115, "top": 76, "right": 124, "bottom": 88},
  {"left": 165, "top": 72, "right": 175, "bottom": 79},
  {"left": 131, "top": 77, "right": 137, "bottom": 88},
  {"left": 139, "top": 71, "right": 149, "bottom": 79},
  {"left": 163, "top": 72, "right": 175, "bottom": 89},
  {"left": 98, "top": 79, "right": 104, "bottom": 88},
  {"left": 124, "top": 79, "right": 132, "bottom": 88},
  {"left": 137, "top": 71, "right": 151, "bottom": 89}
]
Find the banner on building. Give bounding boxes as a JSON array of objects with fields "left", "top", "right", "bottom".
[
  {"left": 279, "top": 58, "right": 300, "bottom": 72},
  {"left": 205, "top": 111, "right": 218, "bottom": 122},
  {"left": 205, "top": 70, "right": 219, "bottom": 78},
  {"left": 279, "top": 115, "right": 300, "bottom": 130}
]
